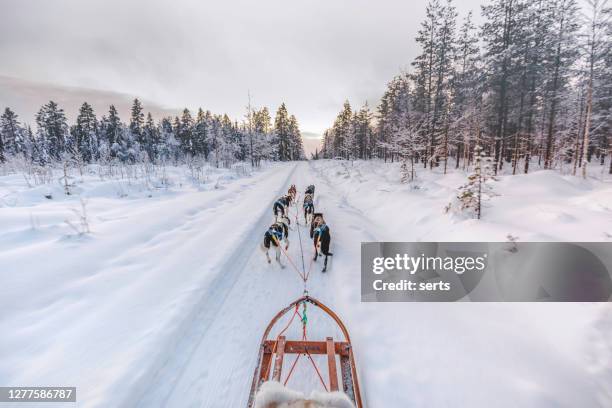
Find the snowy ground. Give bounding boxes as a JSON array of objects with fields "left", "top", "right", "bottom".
[{"left": 1, "top": 160, "right": 611, "bottom": 407}]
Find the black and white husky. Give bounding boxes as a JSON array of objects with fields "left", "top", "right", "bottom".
[
  {"left": 261, "top": 215, "right": 291, "bottom": 266},
  {"left": 303, "top": 193, "right": 314, "bottom": 224},
  {"left": 273, "top": 195, "right": 293, "bottom": 219},
  {"left": 310, "top": 213, "right": 333, "bottom": 272}
]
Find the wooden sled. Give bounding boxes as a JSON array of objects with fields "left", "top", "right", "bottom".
[{"left": 247, "top": 295, "right": 363, "bottom": 408}]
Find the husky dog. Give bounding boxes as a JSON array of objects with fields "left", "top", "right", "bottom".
[
  {"left": 273, "top": 195, "right": 293, "bottom": 219},
  {"left": 303, "top": 193, "right": 314, "bottom": 224},
  {"left": 288, "top": 184, "right": 297, "bottom": 200},
  {"left": 310, "top": 214, "right": 332, "bottom": 272},
  {"left": 305, "top": 184, "right": 315, "bottom": 196},
  {"left": 261, "top": 215, "right": 291, "bottom": 265}
]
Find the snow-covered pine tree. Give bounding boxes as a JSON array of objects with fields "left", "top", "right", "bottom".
[
  {"left": 35, "top": 101, "right": 68, "bottom": 163},
  {"left": 129, "top": 98, "right": 145, "bottom": 147},
  {"left": 288, "top": 115, "right": 305, "bottom": 160},
  {"left": 355, "top": 103, "right": 374, "bottom": 160},
  {"left": 579, "top": 0, "right": 612, "bottom": 177},
  {"left": 178, "top": 108, "right": 194, "bottom": 156},
  {"left": 450, "top": 11, "right": 481, "bottom": 171},
  {"left": 274, "top": 103, "right": 292, "bottom": 161},
  {"left": 255, "top": 107, "right": 276, "bottom": 164},
  {"left": 158, "top": 117, "right": 179, "bottom": 163},
  {"left": 193, "top": 108, "right": 209, "bottom": 159},
  {"left": 542, "top": 0, "right": 580, "bottom": 170},
  {"left": 411, "top": 0, "right": 442, "bottom": 167},
  {"left": 482, "top": 0, "right": 532, "bottom": 174},
  {"left": 71, "top": 102, "right": 99, "bottom": 163},
  {"left": 456, "top": 143, "right": 496, "bottom": 219},
  {"left": 142, "top": 112, "right": 159, "bottom": 162},
  {"left": 1, "top": 107, "right": 23, "bottom": 158},
  {"left": 104, "top": 105, "right": 122, "bottom": 158}
]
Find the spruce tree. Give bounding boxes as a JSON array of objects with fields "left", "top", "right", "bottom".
[
  {"left": 274, "top": 103, "right": 291, "bottom": 161},
  {"left": 72, "top": 102, "right": 98, "bottom": 162},
  {"left": 105, "top": 105, "right": 122, "bottom": 158},
  {"left": 129, "top": 98, "right": 145, "bottom": 145},
  {"left": 1, "top": 107, "right": 22, "bottom": 157},
  {"left": 143, "top": 112, "right": 158, "bottom": 161},
  {"left": 178, "top": 108, "right": 194, "bottom": 155},
  {"left": 35, "top": 101, "right": 68, "bottom": 162}
]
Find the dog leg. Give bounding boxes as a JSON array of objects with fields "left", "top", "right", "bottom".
[
  {"left": 260, "top": 243, "right": 271, "bottom": 263},
  {"left": 275, "top": 247, "right": 285, "bottom": 268}
]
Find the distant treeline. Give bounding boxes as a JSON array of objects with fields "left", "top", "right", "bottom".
[{"left": 0, "top": 99, "right": 306, "bottom": 167}]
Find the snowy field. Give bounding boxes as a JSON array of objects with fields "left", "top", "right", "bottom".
[{"left": 1, "top": 159, "right": 612, "bottom": 407}]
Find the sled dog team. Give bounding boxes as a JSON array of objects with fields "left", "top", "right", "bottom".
[{"left": 261, "top": 184, "right": 333, "bottom": 271}]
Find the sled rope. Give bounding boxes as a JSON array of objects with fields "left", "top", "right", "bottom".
[
  {"left": 293, "top": 193, "right": 308, "bottom": 286},
  {"left": 272, "top": 235, "right": 306, "bottom": 281},
  {"left": 270, "top": 303, "right": 301, "bottom": 357},
  {"left": 282, "top": 301, "right": 329, "bottom": 392},
  {"left": 305, "top": 251, "right": 316, "bottom": 282}
]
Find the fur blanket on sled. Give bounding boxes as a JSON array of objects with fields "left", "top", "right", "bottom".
[{"left": 254, "top": 381, "right": 355, "bottom": 408}]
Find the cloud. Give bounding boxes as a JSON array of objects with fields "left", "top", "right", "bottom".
[
  {"left": 0, "top": 0, "right": 484, "bottom": 133},
  {"left": 0, "top": 75, "right": 179, "bottom": 125}
]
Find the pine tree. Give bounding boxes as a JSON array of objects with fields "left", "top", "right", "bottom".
[
  {"left": 193, "top": 108, "right": 209, "bottom": 158},
  {"left": 105, "top": 105, "right": 122, "bottom": 158},
  {"left": 274, "top": 103, "right": 291, "bottom": 161},
  {"left": 253, "top": 107, "right": 273, "bottom": 164},
  {"left": 451, "top": 11, "right": 481, "bottom": 171},
  {"left": 1, "top": 107, "right": 23, "bottom": 157},
  {"left": 178, "top": 108, "right": 194, "bottom": 155},
  {"left": 129, "top": 98, "right": 145, "bottom": 145},
  {"left": 482, "top": 0, "right": 530, "bottom": 173},
  {"left": 288, "top": 115, "right": 305, "bottom": 160},
  {"left": 72, "top": 102, "right": 98, "bottom": 162},
  {"left": 543, "top": 0, "right": 580, "bottom": 169},
  {"left": 579, "top": 0, "right": 611, "bottom": 178},
  {"left": 35, "top": 101, "right": 68, "bottom": 162},
  {"left": 159, "top": 117, "right": 179, "bottom": 163},
  {"left": 143, "top": 112, "right": 159, "bottom": 161},
  {"left": 456, "top": 143, "right": 496, "bottom": 219}
]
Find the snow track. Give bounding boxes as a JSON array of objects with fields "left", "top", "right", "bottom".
[
  {"left": 127, "top": 164, "right": 300, "bottom": 408},
  {"left": 132, "top": 161, "right": 369, "bottom": 408}
]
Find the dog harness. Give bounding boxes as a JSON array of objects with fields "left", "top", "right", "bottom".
[{"left": 314, "top": 224, "right": 328, "bottom": 237}]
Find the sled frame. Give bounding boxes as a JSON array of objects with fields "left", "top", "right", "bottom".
[{"left": 247, "top": 295, "right": 363, "bottom": 408}]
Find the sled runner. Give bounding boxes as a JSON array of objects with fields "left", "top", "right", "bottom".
[{"left": 247, "top": 295, "right": 363, "bottom": 408}]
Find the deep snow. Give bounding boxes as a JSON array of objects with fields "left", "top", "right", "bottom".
[{"left": 1, "top": 160, "right": 611, "bottom": 407}]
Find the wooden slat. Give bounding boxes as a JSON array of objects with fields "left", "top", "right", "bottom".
[
  {"left": 259, "top": 343, "right": 273, "bottom": 383},
  {"left": 272, "top": 336, "right": 286, "bottom": 382},
  {"left": 263, "top": 340, "right": 350, "bottom": 356},
  {"left": 326, "top": 337, "right": 339, "bottom": 391}
]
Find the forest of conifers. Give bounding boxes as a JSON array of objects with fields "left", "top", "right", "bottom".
[
  {"left": 319, "top": 0, "right": 612, "bottom": 179},
  {"left": 0, "top": 99, "right": 306, "bottom": 169}
]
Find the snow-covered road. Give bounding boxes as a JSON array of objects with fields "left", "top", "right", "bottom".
[
  {"left": 2, "top": 160, "right": 611, "bottom": 407},
  {"left": 132, "top": 161, "right": 608, "bottom": 408}
]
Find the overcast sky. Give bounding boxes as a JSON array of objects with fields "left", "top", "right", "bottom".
[{"left": 0, "top": 0, "right": 484, "bottom": 139}]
